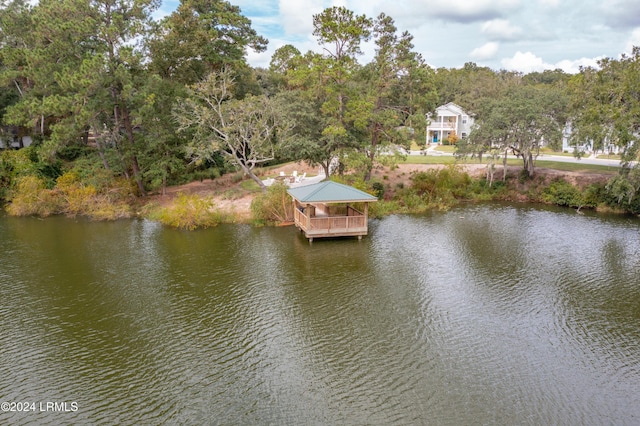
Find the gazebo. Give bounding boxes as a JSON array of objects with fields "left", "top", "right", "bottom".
[{"left": 287, "top": 181, "right": 378, "bottom": 242}]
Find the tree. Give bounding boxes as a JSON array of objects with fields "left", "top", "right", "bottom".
[
  {"left": 311, "top": 6, "right": 372, "bottom": 175},
  {"left": 351, "top": 13, "right": 434, "bottom": 180},
  {"left": 569, "top": 47, "right": 640, "bottom": 205},
  {"left": 147, "top": 0, "right": 267, "bottom": 85},
  {"left": 174, "top": 67, "right": 290, "bottom": 192},
  {"left": 267, "top": 8, "right": 373, "bottom": 178},
  {"left": 269, "top": 44, "right": 302, "bottom": 74},
  {"left": 0, "top": 0, "right": 31, "bottom": 138},
  {"left": 1, "top": 0, "right": 160, "bottom": 195},
  {"left": 469, "top": 84, "right": 566, "bottom": 178},
  {"left": 433, "top": 63, "right": 520, "bottom": 113}
]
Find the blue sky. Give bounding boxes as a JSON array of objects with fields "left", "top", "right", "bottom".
[{"left": 157, "top": 0, "right": 640, "bottom": 73}]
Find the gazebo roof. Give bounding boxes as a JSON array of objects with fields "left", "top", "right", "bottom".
[{"left": 287, "top": 181, "right": 378, "bottom": 204}]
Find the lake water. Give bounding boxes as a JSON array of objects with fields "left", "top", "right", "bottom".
[{"left": 1, "top": 203, "right": 640, "bottom": 425}]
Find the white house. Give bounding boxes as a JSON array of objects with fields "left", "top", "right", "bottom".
[
  {"left": 561, "top": 123, "right": 624, "bottom": 155},
  {"left": 426, "top": 102, "right": 474, "bottom": 145},
  {"left": 0, "top": 134, "right": 32, "bottom": 149}
]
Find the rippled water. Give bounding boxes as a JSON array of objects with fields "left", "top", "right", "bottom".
[{"left": 1, "top": 204, "right": 640, "bottom": 425}]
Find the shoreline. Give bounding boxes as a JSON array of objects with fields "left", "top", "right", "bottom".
[
  {"left": 140, "top": 162, "right": 618, "bottom": 227},
  {"left": 2, "top": 162, "right": 620, "bottom": 226}
]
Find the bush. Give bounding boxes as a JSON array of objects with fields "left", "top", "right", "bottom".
[
  {"left": 145, "top": 193, "right": 222, "bottom": 230},
  {"left": 0, "top": 149, "right": 39, "bottom": 202},
  {"left": 369, "top": 200, "right": 401, "bottom": 218},
  {"left": 371, "top": 181, "right": 385, "bottom": 199},
  {"left": 5, "top": 170, "right": 134, "bottom": 220},
  {"left": 541, "top": 178, "right": 583, "bottom": 208},
  {"left": 410, "top": 166, "right": 471, "bottom": 203},
  {"left": 251, "top": 182, "right": 293, "bottom": 224},
  {"left": 6, "top": 176, "right": 61, "bottom": 217}
]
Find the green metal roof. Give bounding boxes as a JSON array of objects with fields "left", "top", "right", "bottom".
[{"left": 287, "top": 181, "right": 378, "bottom": 203}]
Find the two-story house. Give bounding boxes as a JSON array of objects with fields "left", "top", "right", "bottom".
[{"left": 426, "top": 102, "right": 474, "bottom": 145}]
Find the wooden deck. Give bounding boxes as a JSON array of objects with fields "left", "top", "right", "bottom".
[{"left": 293, "top": 207, "right": 368, "bottom": 240}]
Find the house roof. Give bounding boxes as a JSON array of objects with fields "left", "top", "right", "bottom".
[
  {"left": 436, "top": 102, "right": 468, "bottom": 116},
  {"left": 287, "top": 181, "right": 378, "bottom": 204}
]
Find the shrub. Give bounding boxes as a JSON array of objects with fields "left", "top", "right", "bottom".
[
  {"left": 251, "top": 182, "right": 293, "bottom": 224},
  {"left": 0, "top": 149, "right": 39, "bottom": 202},
  {"left": 541, "top": 178, "right": 583, "bottom": 208},
  {"left": 145, "top": 193, "right": 222, "bottom": 230},
  {"left": 371, "top": 181, "right": 385, "bottom": 199},
  {"left": 6, "top": 176, "right": 61, "bottom": 217},
  {"left": 369, "top": 200, "right": 401, "bottom": 218},
  {"left": 54, "top": 171, "right": 133, "bottom": 220},
  {"left": 231, "top": 172, "right": 244, "bottom": 183},
  {"left": 410, "top": 166, "right": 470, "bottom": 202}
]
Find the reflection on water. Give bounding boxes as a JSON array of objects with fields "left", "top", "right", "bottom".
[{"left": 1, "top": 205, "right": 640, "bottom": 425}]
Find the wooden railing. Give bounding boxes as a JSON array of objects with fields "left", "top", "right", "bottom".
[{"left": 294, "top": 208, "right": 367, "bottom": 236}]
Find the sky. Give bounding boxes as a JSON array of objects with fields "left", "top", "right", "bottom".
[{"left": 157, "top": 0, "right": 640, "bottom": 74}]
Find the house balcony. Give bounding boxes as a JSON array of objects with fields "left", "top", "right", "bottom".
[{"left": 427, "top": 122, "right": 456, "bottom": 131}]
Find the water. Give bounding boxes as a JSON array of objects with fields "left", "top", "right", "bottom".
[{"left": 1, "top": 204, "right": 640, "bottom": 425}]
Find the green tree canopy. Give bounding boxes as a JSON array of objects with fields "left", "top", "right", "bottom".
[{"left": 147, "top": 0, "right": 267, "bottom": 84}]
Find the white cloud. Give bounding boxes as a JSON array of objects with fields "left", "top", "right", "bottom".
[
  {"left": 279, "top": 0, "right": 324, "bottom": 36},
  {"left": 554, "top": 57, "right": 603, "bottom": 73},
  {"left": 501, "top": 51, "right": 551, "bottom": 73},
  {"left": 246, "top": 49, "right": 273, "bottom": 69},
  {"left": 501, "top": 51, "right": 605, "bottom": 73},
  {"left": 481, "top": 19, "right": 522, "bottom": 40},
  {"left": 428, "top": 0, "right": 521, "bottom": 23},
  {"left": 624, "top": 28, "right": 640, "bottom": 54},
  {"left": 538, "top": 0, "right": 560, "bottom": 7},
  {"left": 471, "top": 42, "right": 500, "bottom": 60}
]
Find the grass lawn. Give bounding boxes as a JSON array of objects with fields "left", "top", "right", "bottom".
[
  {"left": 535, "top": 160, "right": 618, "bottom": 174},
  {"left": 402, "top": 155, "right": 619, "bottom": 174}
]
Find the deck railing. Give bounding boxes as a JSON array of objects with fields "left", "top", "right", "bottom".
[{"left": 294, "top": 207, "right": 367, "bottom": 236}]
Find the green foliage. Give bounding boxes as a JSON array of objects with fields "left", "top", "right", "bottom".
[
  {"left": 0, "top": 149, "right": 37, "bottom": 201},
  {"left": 411, "top": 166, "right": 471, "bottom": 199},
  {"left": 145, "top": 193, "right": 224, "bottom": 230},
  {"left": 371, "top": 181, "right": 385, "bottom": 199},
  {"left": 384, "top": 166, "right": 519, "bottom": 213},
  {"left": 470, "top": 84, "right": 567, "bottom": 177},
  {"left": 604, "top": 169, "right": 640, "bottom": 214},
  {"left": 541, "top": 179, "right": 584, "bottom": 208},
  {"left": 368, "top": 199, "right": 401, "bottom": 218},
  {"left": 147, "top": 0, "right": 267, "bottom": 84},
  {"left": 250, "top": 182, "right": 294, "bottom": 224},
  {"left": 582, "top": 183, "right": 607, "bottom": 209}
]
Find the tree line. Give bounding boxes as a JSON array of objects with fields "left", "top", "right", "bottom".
[{"left": 1, "top": 1, "right": 639, "bottom": 209}]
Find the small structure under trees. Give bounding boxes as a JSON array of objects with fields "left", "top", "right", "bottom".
[{"left": 288, "top": 181, "right": 377, "bottom": 242}]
